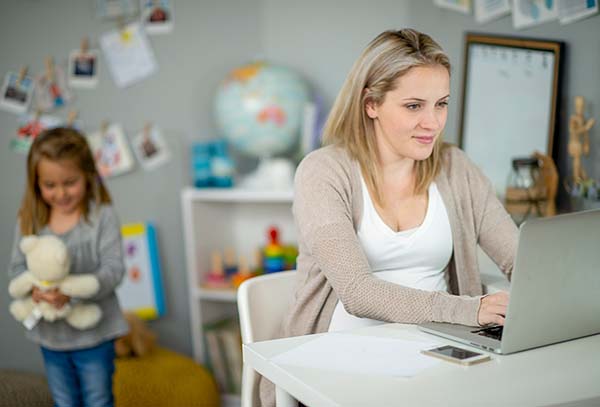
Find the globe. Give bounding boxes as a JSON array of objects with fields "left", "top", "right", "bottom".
[{"left": 214, "top": 61, "right": 311, "bottom": 158}]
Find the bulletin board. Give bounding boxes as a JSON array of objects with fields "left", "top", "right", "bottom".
[{"left": 458, "top": 33, "right": 563, "bottom": 195}]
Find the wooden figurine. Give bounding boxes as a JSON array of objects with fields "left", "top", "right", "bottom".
[
  {"left": 204, "top": 251, "right": 229, "bottom": 289},
  {"left": 568, "top": 96, "right": 595, "bottom": 184},
  {"left": 223, "top": 247, "right": 238, "bottom": 278}
]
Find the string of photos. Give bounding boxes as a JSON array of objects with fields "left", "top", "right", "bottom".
[
  {"left": 433, "top": 0, "right": 597, "bottom": 27},
  {"left": 0, "top": 0, "right": 174, "bottom": 177}
]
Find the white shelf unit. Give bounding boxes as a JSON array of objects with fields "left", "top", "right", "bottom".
[{"left": 181, "top": 187, "right": 295, "bottom": 404}]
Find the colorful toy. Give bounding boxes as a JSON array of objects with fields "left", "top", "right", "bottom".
[
  {"left": 203, "top": 251, "right": 229, "bottom": 289},
  {"left": 262, "top": 226, "right": 298, "bottom": 273},
  {"left": 253, "top": 249, "right": 264, "bottom": 275},
  {"left": 282, "top": 245, "right": 298, "bottom": 270},
  {"left": 223, "top": 247, "right": 238, "bottom": 278},
  {"left": 231, "top": 256, "right": 256, "bottom": 288},
  {"left": 191, "top": 139, "right": 234, "bottom": 188},
  {"left": 263, "top": 226, "right": 284, "bottom": 273}
]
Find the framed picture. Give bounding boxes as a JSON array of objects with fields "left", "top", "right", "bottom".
[
  {"left": 458, "top": 33, "right": 563, "bottom": 195},
  {"left": 68, "top": 50, "right": 99, "bottom": 89},
  {"left": 0, "top": 72, "right": 34, "bottom": 114},
  {"left": 141, "top": 0, "right": 174, "bottom": 34}
]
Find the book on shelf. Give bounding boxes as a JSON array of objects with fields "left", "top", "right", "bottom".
[
  {"left": 118, "top": 223, "right": 166, "bottom": 320},
  {"left": 220, "top": 326, "right": 243, "bottom": 393},
  {"left": 204, "top": 329, "right": 229, "bottom": 392},
  {"left": 203, "top": 317, "right": 243, "bottom": 394}
]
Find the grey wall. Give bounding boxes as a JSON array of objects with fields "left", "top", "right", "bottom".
[
  {"left": 262, "top": 0, "right": 600, "bottom": 200},
  {"left": 1, "top": 0, "right": 598, "bottom": 374},
  {"left": 0, "top": 0, "right": 261, "bottom": 373}
]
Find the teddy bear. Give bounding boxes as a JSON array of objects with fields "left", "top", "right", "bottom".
[
  {"left": 114, "top": 312, "right": 157, "bottom": 358},
  {"left": 8, "top": 235, "right": 102, "bottom": 330}
]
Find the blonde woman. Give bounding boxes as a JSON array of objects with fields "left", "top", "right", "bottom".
[{"left": 260, "top": 29, "right": 518, "bottom": 406}]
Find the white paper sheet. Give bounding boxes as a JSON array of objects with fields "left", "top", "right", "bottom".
[
  {"left": 558, "top": 0, "right": 598, "bottom": 24},
  {"left": 512, "top": 0, "right": 558, "bottom": 29},
  {"left": 434, "top": 0, "right": 472, "bottom": 14},
  {"left": 271, "top": 333, "right": 441, "bottom": 377},
  {"left": 100, "top": 22, "right": 157, "bottom": 88},
  {"left": 474, "top": 0, "right": 511, "bottom": 23}
]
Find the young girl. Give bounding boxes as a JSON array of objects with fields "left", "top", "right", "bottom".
[{"left": 8, "top": 127, "right": 128, "bottom": 407}]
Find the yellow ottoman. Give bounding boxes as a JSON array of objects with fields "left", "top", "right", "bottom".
[{"left": 114, "top": 347, "right": 220, "bottom": 407}]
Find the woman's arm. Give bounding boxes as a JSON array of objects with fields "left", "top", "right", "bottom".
[{"left": 464, "top": 153, "right": 519, "bottom": 281}]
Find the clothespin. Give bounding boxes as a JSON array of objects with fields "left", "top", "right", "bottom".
[
  {"left": 117, "top": 17, "right": 132, "bottom": 43},
  {"left": 100, "top": 120, "right": 109, "bottom": 135},
  {"left": 144, "top": 122, "right": 152, "bottom": 137},
  {"left": 80, "top": 37, "right": 89, "bottom": 55},
  {"left": 15, "top": 66, "right": 28, "bottom": 87},
  {"left": 45, "top": 57, "right": 55, "bottom": 82},
  {"left": 66, "top": 110, "right": 78, "bottom": 127}
]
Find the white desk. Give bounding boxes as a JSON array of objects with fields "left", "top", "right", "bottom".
[
  {"left": 244, "top": 323, "right": 600, "bottom": 407},
  {"left": 244, "top": 257, "right": 600, "bottom": 406}
]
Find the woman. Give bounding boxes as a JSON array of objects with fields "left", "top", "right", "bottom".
[{"left": 260, "top": 29, "right": 518, "bottom": 406}]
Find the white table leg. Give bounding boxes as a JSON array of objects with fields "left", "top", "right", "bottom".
[{"left": 275, "top": 385, "right": 298, "bottom": 407}]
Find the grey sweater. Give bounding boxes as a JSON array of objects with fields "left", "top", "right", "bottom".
[
  {"left": 8, "top": 203, "right": 129, "bottom": 351},
  {"left": 260, "top": 144, "right": 518, "bottom": 406}
]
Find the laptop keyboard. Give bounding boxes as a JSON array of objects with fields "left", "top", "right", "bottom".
[{"left": 471, "top": 325, "right": 503, "bottom": 341}]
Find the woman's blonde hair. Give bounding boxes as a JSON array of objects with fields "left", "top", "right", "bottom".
[
  {"left": 322, "top": 28, "right": 450, "bottom": 205},
  {"left": 19, "top": 127, "right": 111, "bottom": 235}
]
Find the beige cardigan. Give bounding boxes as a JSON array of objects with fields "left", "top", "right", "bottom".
[{"left": 260, "top": 144, "right": 518, "bottom": 406}]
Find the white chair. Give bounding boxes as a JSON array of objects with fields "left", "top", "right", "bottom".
[{"left": 237, "top": 270, "right": 297, "bottom": 407}]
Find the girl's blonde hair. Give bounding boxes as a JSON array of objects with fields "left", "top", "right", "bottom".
[
  {"left": 322, "top": 29, "right": 450, "bottom": 205},
  {"left": 19, "top": 127, "right": 111, "bottom": 235}
]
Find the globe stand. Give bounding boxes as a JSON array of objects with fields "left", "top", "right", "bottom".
[{"left": 239, "top": 156, "right": 295, "bottom": 190}]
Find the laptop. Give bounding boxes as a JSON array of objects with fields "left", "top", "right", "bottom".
[{"left": 419, "top": 209, "right": 600, "bottom": 354}]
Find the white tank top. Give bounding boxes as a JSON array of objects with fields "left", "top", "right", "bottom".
[{"left": 328, "top": 175, "right": 453, "bottom": 332}]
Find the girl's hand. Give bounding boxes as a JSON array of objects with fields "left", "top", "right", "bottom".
[
  {"left": 477, "top": 291, "right": 509, "bottom": 326},
  {"left": 31, "top": 286, "right": 44, "bottom": 303},
  {"left": 32, "top": 287, "right": 70, "bottom": 309}
]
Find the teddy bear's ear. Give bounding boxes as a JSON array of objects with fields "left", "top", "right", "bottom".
[{"left": 20, "top": 235, "right": 38, "bottom": 254}]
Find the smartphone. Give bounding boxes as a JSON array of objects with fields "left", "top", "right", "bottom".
[{"left": 421, "top": 345, "right": 491, "bottom": 365}]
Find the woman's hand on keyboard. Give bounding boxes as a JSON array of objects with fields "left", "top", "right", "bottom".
[{"left": 477, "top": 291, "right": 509, "bottom": 326}]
